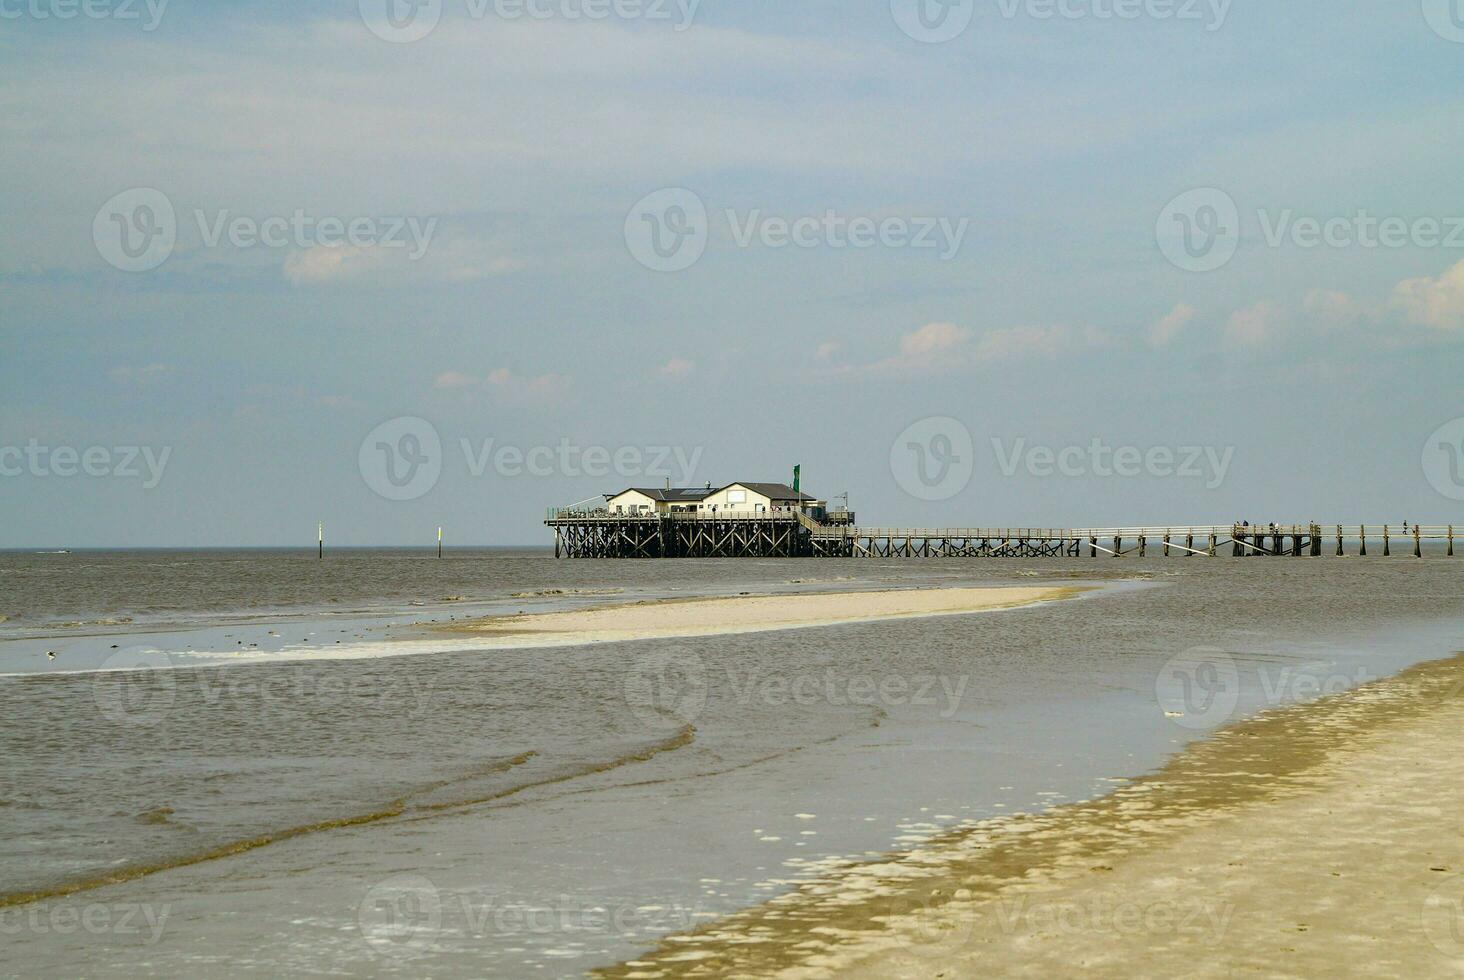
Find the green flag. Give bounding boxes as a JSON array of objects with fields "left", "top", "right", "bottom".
[{"left": 793, "top": 464, "right": 800, "bottom": 494}]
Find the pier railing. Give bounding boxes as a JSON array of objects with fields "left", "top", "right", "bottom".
[
  {"left": 809, "top": 524, "right": 1457, "bottom": 539},
  {"left": 547, "top": 507, "right": 816, "bottom": 522},
  {"left": 546, "top": 513, "right": 1456, "bottom": 559}
]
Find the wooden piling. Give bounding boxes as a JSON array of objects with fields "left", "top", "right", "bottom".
[
  {"left": 1450, "top": 526, "right": 1455, "bottom": 558},
  {"left": 546, "top": 516, "right": 1446, "bottom": 562}
]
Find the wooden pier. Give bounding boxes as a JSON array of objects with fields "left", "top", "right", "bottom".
[
  {"left": 545, "top": 512, "right": 1457, "bottom": 560},
  {"left": 548, "top": 512, "right": 807, "bottom": 559}
]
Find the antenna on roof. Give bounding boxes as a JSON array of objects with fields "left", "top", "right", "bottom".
[{"left": 666, "top": 477, "right": 671, "bottom": 491}]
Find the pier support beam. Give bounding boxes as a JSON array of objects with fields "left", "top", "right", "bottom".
[{"left": 552, "top": 520, "right": 1430, "bottom": 562}]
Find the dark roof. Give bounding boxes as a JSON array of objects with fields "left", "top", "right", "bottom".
[
  {"left": 616, "top": 487, "right": 716, "bottom": 502},
  {"left": 610, "top": 482, "right": 817, "bottom": 503},
  {"left": 723, "top": 482, "right": 816, "bottom": 502}
]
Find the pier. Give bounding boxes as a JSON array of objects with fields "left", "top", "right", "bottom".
[
  {"left": 546, "top": 512, "right": 1457, "bottom": 560},
  {"left": 548, "top": 512, "right": 809, "bottom": 559}
]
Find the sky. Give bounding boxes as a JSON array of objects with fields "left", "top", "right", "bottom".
[{"left": 2, "top": 0, "right": 1463, "bottom": 547}]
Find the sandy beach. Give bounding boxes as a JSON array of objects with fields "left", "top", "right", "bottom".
[
  {"left": 600, "top": 651, "right": 1464, "bottom": 978},
  {"left": 437, "top": 586, "right": 1083, "bottom": 646}
]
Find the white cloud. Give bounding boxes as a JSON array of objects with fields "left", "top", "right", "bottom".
[
  {"left": 283, "top": 245, "right": 369, "bottom": 284},
  {"left": 434, "top": 371, "right": 477, "bottom": 390},
  {"left": 1224, "top": 301, "right": 1281, "bottom": 348},
  {"left": 430, "top": 368, "right": 572, "bottom": 403},
  {"left": 815, "top": 341, "right": 841, "bottom": 361},
  {"left": 899, "top": 321, "right": 969, "bottom": 361},
  {"left": 1149, "top": 302, "right": 1195, "bottom": 348},
  {"left": 485, "top": 368, "right": 573, "bottom": 402},
  {"left": 0, "top": 14, "right": 1160, "bottom": 278},
  {"left": 846, "top": 321, "right": 969, "bottom": 377},
  {"left": 314, "top": 394, "right": 360, "bottom": 410},
  {"left": 972, "top": 324, "right": 1107, "bottom": 363},
  {"left": 108, "top": 363, "right": 171, "bottom": 385},
  {"left": 659, "top": 358, "right": 695, "bottom": 379},
  {"left": 1392, "top": 257, "right": 1464, "bottom": 330},
  {"left": 1302, "top": 289, "right": 1361, "bottom": 326},
  {"left": 833, "top": 321, "right": 1108, "bottom": 379},
  {"left": 430, "top": 240, "right": 527, "bottom": 282},
  {"left": 282, "top": 238, "right": 521, "bottom": 286}
]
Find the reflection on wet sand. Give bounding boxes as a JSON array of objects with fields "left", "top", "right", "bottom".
[{"left": 600, "top": 652, "right": 1464, "bottom": 978}]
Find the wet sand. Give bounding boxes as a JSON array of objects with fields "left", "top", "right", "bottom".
[
  {"left": 600, "top": 651, "right": 1464, "bottom": 978},
  {"left": 437, "top": 586, "right": 1084, "bottom": 646}
]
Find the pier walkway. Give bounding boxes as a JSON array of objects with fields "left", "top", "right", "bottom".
[{"left": 545, "top": 512, "right": 1456, "bottom": 559}]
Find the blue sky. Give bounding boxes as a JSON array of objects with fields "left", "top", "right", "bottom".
[{"left": 2, "top": 0, "right": 1463, "bottom": 546}]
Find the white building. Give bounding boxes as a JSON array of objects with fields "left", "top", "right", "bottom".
[{"left": 606, "top": 482, "right": 825, "bottom": 518}]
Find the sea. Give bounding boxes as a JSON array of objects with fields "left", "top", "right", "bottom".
[{"left": 1, "top": 548, "right": 1462, "bottom": 976}]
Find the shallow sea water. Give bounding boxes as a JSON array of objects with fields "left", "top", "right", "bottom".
[{"left": 1, "top": 549, "right": 1461, "bottom": 976}]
